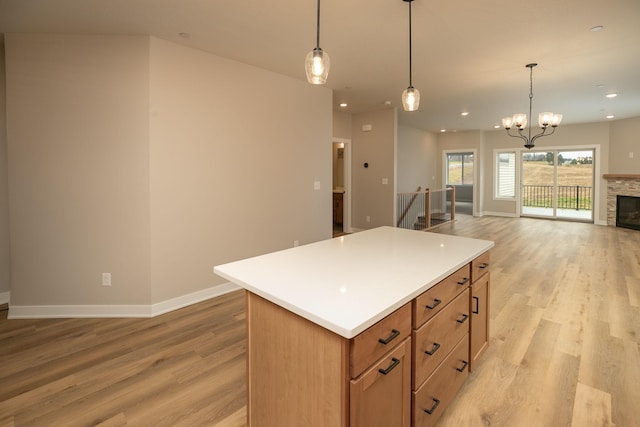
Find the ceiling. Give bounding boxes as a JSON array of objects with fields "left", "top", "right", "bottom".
[{"left": 1, "top": 0, "right": 639, "bottom": 133}]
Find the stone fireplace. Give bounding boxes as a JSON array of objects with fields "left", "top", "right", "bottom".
[{"left": 603, "top": 174, "right": 640, "bottom": 227}]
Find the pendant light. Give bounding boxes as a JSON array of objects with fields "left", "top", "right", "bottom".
[
  {"left": 402, "top": 0, "right": 420, "bottom": 111},
  {"left": 305, "top": 0, "right": 330, "bottom": 84}
]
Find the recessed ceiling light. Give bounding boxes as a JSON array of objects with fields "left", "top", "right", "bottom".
[
  {"left": 590, "top": 25, "right": 604, "bottom": 32},
  {"left": 339, "top": 102, "right": 348, "bottom": 107},
  {"left": 606, "top": 115, "right": 615, "bottom": 119},
  {"left": 494, "top": 125, "right": 501, "bottom": 129},
  {"left": 605, "top": 93, "right": 618, "bottom": 98},
  {"left": 440, "top": 129, "right": 446, "bottom": 133},
  {"left": 461, "top": 112, "right": 469, "bottom": 116}
]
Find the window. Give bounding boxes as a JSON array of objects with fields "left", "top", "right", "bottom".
[
  {"left": 495, "top": 151, "right": 516, "bottom": 198},
  {"left": 446, "top": 152, "right": 474, "bottom": 185}
]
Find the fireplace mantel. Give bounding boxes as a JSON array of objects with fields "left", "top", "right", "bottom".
[{"left": 603, "top": 174, "right": 640, "bottom": 180}]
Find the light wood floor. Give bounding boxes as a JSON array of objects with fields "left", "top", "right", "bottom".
[{"left": 1, "top": 215, "right": 639, "bottom": 426}]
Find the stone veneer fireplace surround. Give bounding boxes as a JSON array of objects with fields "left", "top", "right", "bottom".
[{"left": 603, "top": 174, "right": 640, "bottom": 227}]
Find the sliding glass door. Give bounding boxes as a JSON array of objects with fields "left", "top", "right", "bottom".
[{"left": 521, "top": 150, "right": 594, "bottom": 221}]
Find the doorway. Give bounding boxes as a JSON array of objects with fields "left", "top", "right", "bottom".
[
  {"left": 444, "top": 151, "right": 475, "bottom": 215},
  {"left": 521, "top": 149, "right": 594, "bottom": 221},
  {"left": 332, "top": 138, "right": 351, "bottom": 236}
]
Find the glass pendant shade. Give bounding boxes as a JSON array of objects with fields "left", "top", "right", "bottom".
[
  {"left": 402, "top": 86, "right": 420, "bottom": 111},
  {"left": 513, "top": 113, "right": 527, "bottom": 129},
  {"left": 305, "top": 47, "right": 330, "bottom": 85},
  {"left": 502, "top": 116, "right": 514, "bottom": 129},
  {"left": 538, "top": 112, "right": 554, "bottom": 127},
  {"left": 550, "top": 114, "right": 563, "bottom": 127}
]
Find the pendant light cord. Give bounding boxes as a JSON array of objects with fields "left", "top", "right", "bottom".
[
  {"left": 316, "top": 0, "right": 321, "bottom": 48},
  {"left": 528, "top": 65, "right": 534, "bottom": 142},
  {"left": 408, "top": 0, "right": 413, "bottom": 87}
]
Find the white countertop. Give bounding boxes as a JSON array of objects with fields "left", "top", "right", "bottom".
[{"left": 214, "top": 226, "right": 494, "bottom": 339}]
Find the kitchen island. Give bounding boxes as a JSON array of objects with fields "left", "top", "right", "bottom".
[{"left": 214, "top": 226, "right": 494, "bottom": 427}]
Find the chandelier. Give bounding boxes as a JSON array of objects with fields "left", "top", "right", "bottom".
[{"left": 502, "top": 63, "right": 562, "bottom": 149}]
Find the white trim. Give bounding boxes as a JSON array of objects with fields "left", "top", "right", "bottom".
[
  {"left": 443, "top": 149, "right": 479, "bottom": 216},
  {"left": 0, "top": 291, "right": 9, "bottom": 305},
  {"left": 7, "top": 283, "right": 240, "bottom": 319},
  {"left": 481, "top": 211, "right": 518, "bottom": 218},
  {"left": 333, "top": 138, "right": 353, "bottom": 233}
]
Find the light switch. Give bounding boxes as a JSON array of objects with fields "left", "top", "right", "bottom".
[
  {"left": 314, "top": 181, "right": 321, "bottom": 190},
  {"left": 382, "top": 178, "right": 389, "bottom": 185}
]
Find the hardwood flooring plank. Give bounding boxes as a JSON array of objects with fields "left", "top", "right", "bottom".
[{"left": 571, "top": 382, "right": 613, "bottom": 427}]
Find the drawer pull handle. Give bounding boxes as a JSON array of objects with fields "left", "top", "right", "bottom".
[
  {"left": 378, "top": 329, "right": 400, "bottom": 345},
  {"left": 425, "top": 342, "right": 441, "bottom": 356},
  {"left": 457, "top": 314, "right": 469, "bottom": 324},
  {"left": 457, "top": 277, "right": 470, "bottom": 285},
  {"left": 479, "top": 262, "right": 489, "bottom": 269},
  {"left": 456, "top": 360, "right": 469, "bottom": 372},
  {"left": 378, "top": 357, "right": 400, "bottom": 375},
  {"left": 424, "top": 398, "right": 440, "bottom": 415},
  {"left": 473, "top": 296, "right": 480, "bottom": 314},
  {"left": 425, "top": 299, "right": 441, "bottom": 310}
]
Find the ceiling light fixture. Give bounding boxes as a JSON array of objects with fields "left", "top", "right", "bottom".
[
  {"left": 606, "top": 93, "right": 618, "bottom": 98},
  {"left": 502, "top": 63, "right": 562, "bottom": 149},
  {"left": 305, "top": 0, "right": 330, "bottom": 84},
  {"left": 401, "top": 0, "right": 420, "bottom": 111}
]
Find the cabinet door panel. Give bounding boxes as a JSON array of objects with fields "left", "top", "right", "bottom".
[
  {"left": 413, "top": 264, "right": 470, "bottom": 328},
  {"left": 351, "top": 303, "right": 411, "bottom": 378},
  {"left": 413, "top": 288, "right": 470, "bottom": 387},
  {"left": 470, "top": 273, "right": 490, "bottom": 371},
  {"left": 350, "top": 338, "right": 411, "bottom": 427},
  {"left": 413, "top": 335, "right": 469, "bottom": 427},
  {"left": 471, "top": 250, "right": 490, "bottom": 283}
]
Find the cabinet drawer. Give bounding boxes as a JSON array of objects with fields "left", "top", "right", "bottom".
[
  {"left": 413, "top": 264, "right": 470, "bottom": 328},
  {"left": 471, "top": 250, "right": 490, "bottom": 283},
  {"left": 350, "top": 303, "right": 412, "bottom": 378},
  {"left": 413, "top": 288, "right": 470, "bottom": 387},
  {"left": 412, "top": 334, "right": 470, "bottom": 427},
  {"left": 350, "top": 338, "right": 411, "bottom": 427}
]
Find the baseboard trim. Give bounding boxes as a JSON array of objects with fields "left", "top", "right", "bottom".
[
  {"left": 480, "top": 211, "right": 518, "bottom": 218},
  {"left": 7, "top": 283, "right": 240, "bottom": 319},
  {"left": 0, "top": 291, "right": 9, "bottom": 305}
]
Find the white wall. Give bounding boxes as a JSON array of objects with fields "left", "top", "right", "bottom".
[
  {"left": 4, "top": 34, "right": 333, "bottom": 314},
  {"left": 397, "top": 125, "right": 438, "bottom": 193},
  {"left": 5, "top": 34, "right": 152, "bottom": 307},
  {"left": 351, "top": 108, "right": 396, "bottom": 229},
  {"left": 0, "top": 43, "right": 10, "bottom": 302},
  {"left": 609, "top": 117, "right": 640, "bottom": 173},
  {"left": 148, "top": 38, "right": 332, "bottom": 303}
]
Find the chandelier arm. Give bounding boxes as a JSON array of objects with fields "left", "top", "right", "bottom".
[
  {"left": 530, "top": 126, "right": 557, "bottom": 145},
  {"left": 507, "top": 128, "right": 529, "bottom": 144}
]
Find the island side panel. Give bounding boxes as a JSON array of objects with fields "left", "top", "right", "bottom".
[{"left": 246, "top": 292, "right": 349, "bottom": 427}]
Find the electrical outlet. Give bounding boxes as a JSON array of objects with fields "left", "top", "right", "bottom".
[
  {"left": 293, "top": 240, "right": 299, "bottom": 247},
  {"left": 366, "top": 216, "right": 371, "bottom": 223},
  {"left": 101, "top": 272, "right": 111, "bottom": 286}
]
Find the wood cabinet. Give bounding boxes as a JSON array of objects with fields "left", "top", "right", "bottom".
[
  {"left": 350, "top": 338, "right": 411, "bottom": 427},
  {"left": 239, "top": 245, "right": 491, "bottom": 426},
  {"left": 246, "top": 292, "right": 411, "bottom": 427},
  {"left": 412, "top": 267, "right": 471, "bottom": 427},
  {"left": 333, "top": 192, "right": 344, "bottom": 225},
  {"left": 470, "top": 251, "right": 490, "bottom": 371}
]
